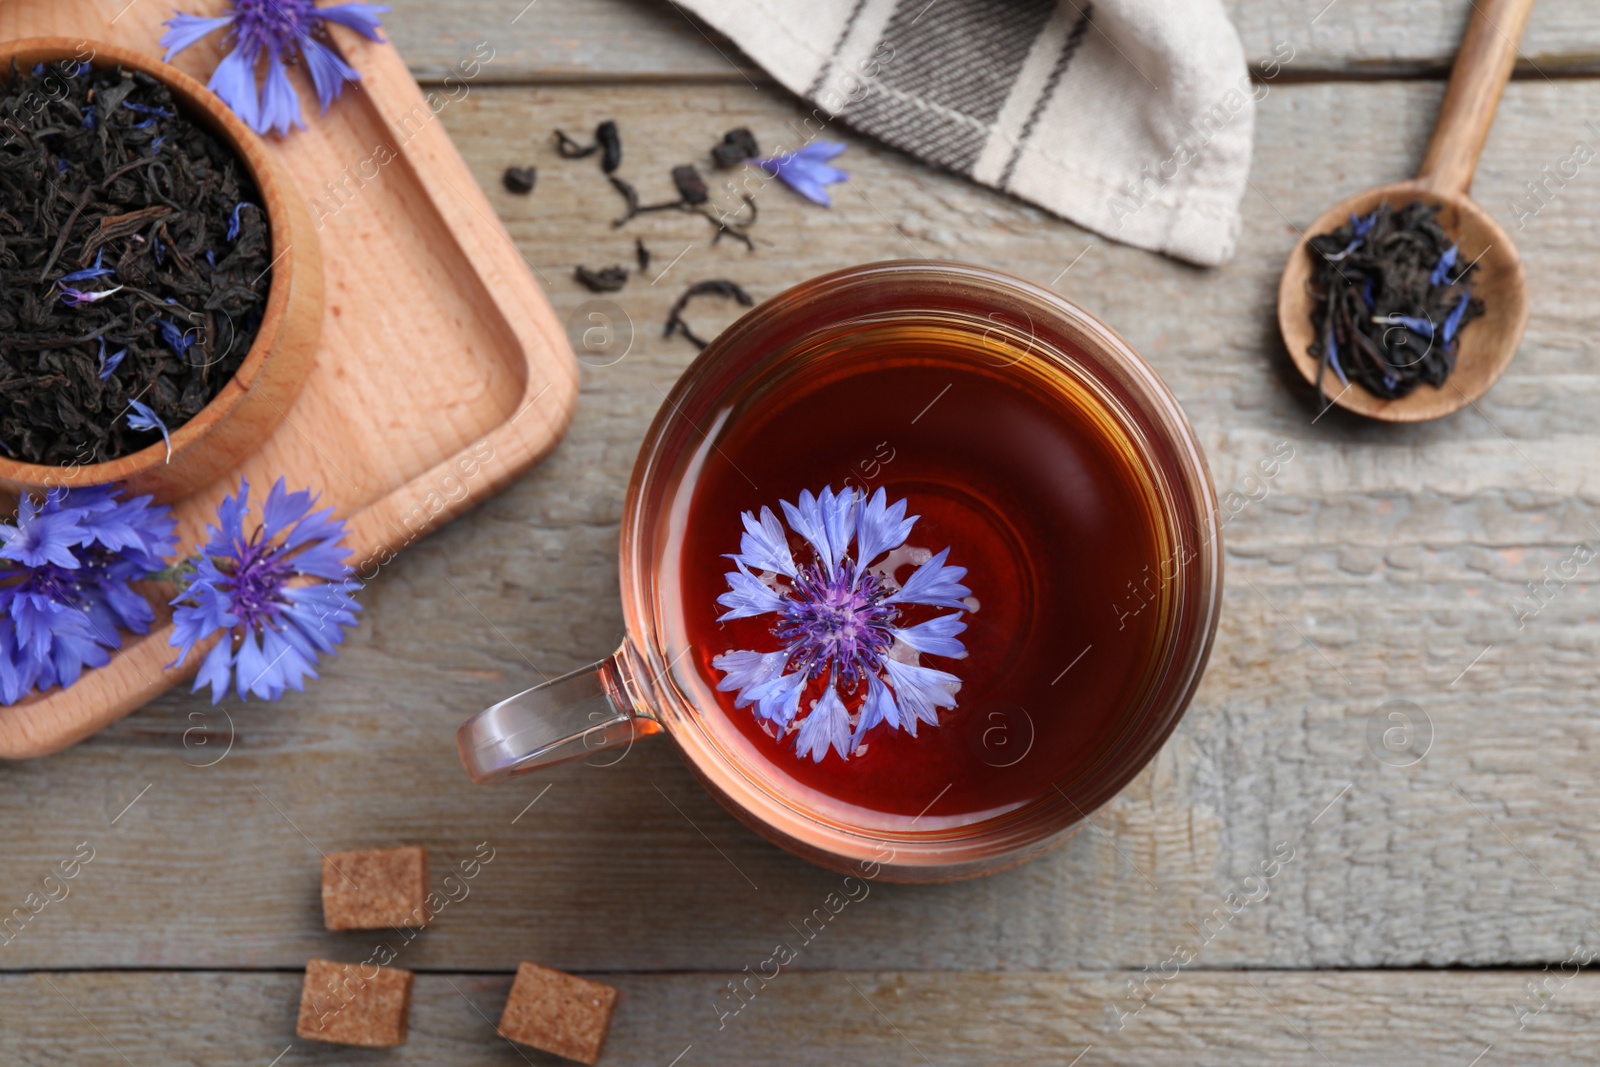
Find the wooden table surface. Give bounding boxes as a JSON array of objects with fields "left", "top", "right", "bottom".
[{"left": 6, "top": 1, "right": 1600, "bottom": 1063}]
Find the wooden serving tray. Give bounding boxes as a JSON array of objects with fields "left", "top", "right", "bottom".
[{"left": 0, "top": 1, "right": 578, "bottom": 757}]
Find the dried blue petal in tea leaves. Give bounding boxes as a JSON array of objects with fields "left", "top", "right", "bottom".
[
  {"left": 0, "top": 61, "right": 271, "bottom": 464},
  {"left": 1305, "top": 201, "right": 1483, "bottom": 400}
]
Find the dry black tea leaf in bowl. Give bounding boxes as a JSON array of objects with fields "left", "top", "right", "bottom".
[{"left": 0, "top": 60, "right": 272, "bottom": 465}]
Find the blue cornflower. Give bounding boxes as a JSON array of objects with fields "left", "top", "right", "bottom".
[
  {"left": 756, "top": 141, "right": 849, "bottom": 206},
  {"left": 59, "top": 284, "right": 123, "bottom": 307},
  {"left": 228, "top": 202, "right": 255, "bottom": 241},
  {"left": 121, "top": 101, "right": 175, "bottom": 118},
  {"left": 712, "top": 486, "right": 970, "bottom": 763},
  {"left": 1327, "top": 208, "right": 1379, "bottom": 261},
  {"left": 96, "top": 338, "right": 129, "bottom": 381},
  {"left": 125, "top": 399, "right": 173, "bottom": 463},
  {"left": 1322, "top": 321, "right": 1348, "bottom": 388},
  {"left": 168, "top": 478, "right": 361, "bottom": 703},
  {"left": 1373, "top": 313, "right": 1435, "bottom": 340},
  {"left": 58, "top": 249, "right": 115, "bottom": 285},
  {"left": 157, "top": 318, "right": 197, "bottom": 358},
  {"left": 1443, "top": 292, "right": 1471, "bottom": 345},
  {"left": 0, "top": 486, "right": 177, "bottom": 705},
  {"left": 161, "top": 0, "right": 389, "bottom": 138},
  {"left": 1430, "top": 243, "right": 1458, "bottom": 286}
]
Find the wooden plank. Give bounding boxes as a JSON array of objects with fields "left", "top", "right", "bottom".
[
  {"left": 378, "top": 0, "right": 1600, "bottom": 81},
  {"left": 3, "top": 78, "right": 1600, "bottom": 974},
  {"left": 1, "top": 969, "right": 1594, "bottom": 1064}
]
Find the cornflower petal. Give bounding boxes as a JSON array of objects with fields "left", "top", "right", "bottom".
[
  {"left": 850, "top": 672, "right": 901, "bottom": 748},
  {"left": 854, "top": 487, "right": 915, "bottom": 575},
  {"left": 1375, "top": 313, "right": 1435, "bottom": 339},
  {"left": 817, "top": 486, "right": 857, "bottom": 573},
  {"left": 886, "top": 547, "right": 970, "bottom": 609},
  {"left": 317, "top": 2, "right": 390, "bottom": 40},
  {"left": 59, "top": 249, "right": 114, "bottom": 284},
  {"left": 730, "top": 506, "right": 797, "bottom": 577},
  {"left": 280, "top": 502, "right": 341, "bottom": 550},
  {"left": 234, "top": 627, "right": 275, "bottom": 700},
  {"left": 795, "top": 683, "right": 852, "bottom": 762},
  {"left": 207, "top": 478, "right": 253, "bottom": 559},
  {"left": 779, "top": 489, "right": 830, "bottom": 574},
  {"left": 98, "top": 345, "right": 128, "bottom": 381},
  {"left": 0, "top": 506, "right": 86, "bottom": 569},
  {"left": 193, "top": 637, "right": 235, "bottom": 704},
  {"left": 1430, "top": 244, "right": 1459, "bottom": 286},
  {"left": 711, "top": 648, "right": 790, "bottom": 706},
  {"left": 299, "top": 35, "right": 360, "bottom": 112},
  {"left": 125, "top": 399, "right": 173, "bottom": 463},
  {"left": 160, "top": 13, "right": 234, "bottom": 61},
  {"left": 60, "top": 284, "right": 123, "bottom": 306},
  {"left": 758, "top": 141, "right": 849, "bottom": 206},
  {"left": 891, "top": 613, "right": 967, "bottom": 658},
  {"left": 261, "top": 625, "right": 317, "bottom": 693},
  {"left": 227, "top": 202, "right": 254, "bottom": 242},
  {"left": 282, "top": 582, "right": 361, "bottom": 652},
  {"left": 883, "top": 658, "right": 961, "bottom": 731},
  {"left": 285, "top": 538, "right": 353, "bottom": 581},
  {"left": 743, "top": 667, "right": 805, "bottom": 726},
  {"left": 169, "top": 570, "right": 238, "bottom": 665},
  {"left": 96, "top": 578, "right": 156, "bottom": 635},
  {"left": 258, "top": 49, "right": 306, "bottom": 137},
  {"left": 208, "top": 43, "right": 263, "bottom": 134},
  {"left": 716, "top": 564, "right": 785, "bottom": 621},
  {"left": 1443, "top": 293, "right": 1471, "bottom": 345},
  {"left": 780, "top": 487, "right": 855, "bottom": 578},
  {"left": 261, "top": 477, "right": 313, "bottom": 542}
]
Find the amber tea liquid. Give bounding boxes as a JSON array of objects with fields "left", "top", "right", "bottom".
[{"left": 661, "top": 318, "right": 1170, "bottom": 830}]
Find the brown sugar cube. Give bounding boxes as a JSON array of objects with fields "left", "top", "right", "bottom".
[
  {"left": 497, "top": 961, "right": 620, "bottom": 1064},
  {"left": 321, "top": 846, "right": 428, "bottom": 931},
  {"left": 296, "top": 958, "right": 413, "bottom": 1048}
]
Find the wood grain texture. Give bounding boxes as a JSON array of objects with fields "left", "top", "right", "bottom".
[
  {"left": 2, "top": 76, "right": 1599, "bottom": 980},
  {"left": 1417, "top": 0, "right": 1536, "bottom": 196},
  {"left": 1, "top": 970, "right": 1595, "bottom": 1065},
  {"left": 377, "top": 0, "right": 1600, "bottom": 81},
  {"left": 0, "top": 1, "right": 579, "bottom": 756}
]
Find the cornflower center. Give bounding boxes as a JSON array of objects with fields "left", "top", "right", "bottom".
[
  {"left": 232, "top": 0, "right": 319, "bottom": 49},
  {"left": 220, "top": 529, "right": 293, "bottom": 632},
  {"left": 775, "top": 564, "right": 896, "bottom": 687}
]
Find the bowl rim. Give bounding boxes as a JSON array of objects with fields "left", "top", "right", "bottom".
[{"left": 0, "top": 36, "right": 297, "bottom": 485}]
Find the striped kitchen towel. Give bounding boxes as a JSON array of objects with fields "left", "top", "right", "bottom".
[{"left": 677, "top": 0, "right": 1256, "bottom": 266}]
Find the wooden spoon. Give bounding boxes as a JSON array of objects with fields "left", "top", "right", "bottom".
[{"left": 1277, "top": 0, "right": 1534, "bottom": 422}]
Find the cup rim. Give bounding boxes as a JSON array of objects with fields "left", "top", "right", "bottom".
[
  {"left": 0, "top": 37, "right": 298, "bottom": 486},
  {"left": 620, "top": 259, "right": 1223, "bottom": 879}
]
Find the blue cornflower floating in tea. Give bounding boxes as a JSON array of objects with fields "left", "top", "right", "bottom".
[
  {"left": 756, "top": 141, "right": 848, "bottom": 206},
  {"left": 712, "top": 486, "right": 970, "bottom": 763},
  {"left": 162, "top": 0, "right": 389, "bottom": 137},
  {"left": 0, "top": 486, "right": 177, "bottom": 705},
  {"left": 169, "top": 478, "right": 362, "bottom": 703}
]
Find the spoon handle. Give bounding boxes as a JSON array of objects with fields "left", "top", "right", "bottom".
[{"left": 1417, "top": 0, "right": 1536, "bottom": 196}]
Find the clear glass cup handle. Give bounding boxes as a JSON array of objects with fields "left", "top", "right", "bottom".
[{"left": 456, "top": 647, "right": 658, "bottom": 783}]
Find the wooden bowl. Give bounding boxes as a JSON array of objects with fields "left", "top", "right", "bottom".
[
  {"left": 1277, "top": 180, "right": 1529, "bottom": 422},
  {"left": 0, "top": 38, "right": 322, "bottom": 501}
]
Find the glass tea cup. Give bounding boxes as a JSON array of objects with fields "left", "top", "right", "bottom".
[{"left": 457, "top": 261, "right": 1222, "bottom": 883}]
